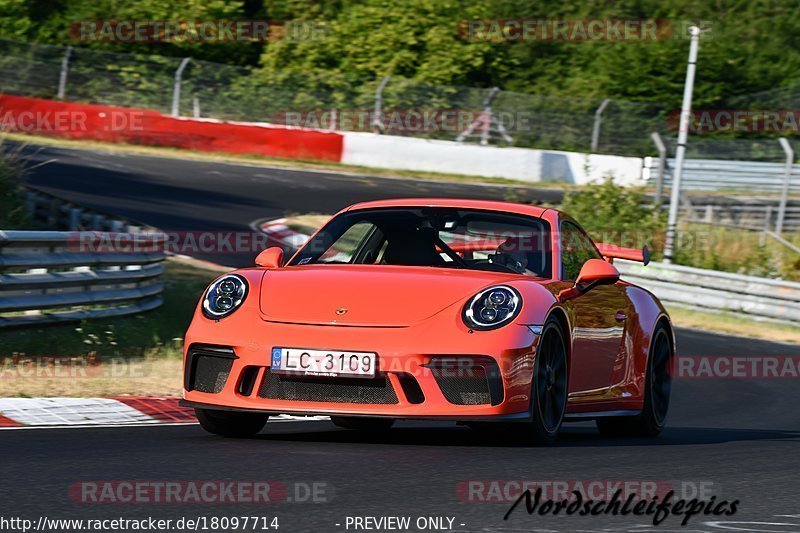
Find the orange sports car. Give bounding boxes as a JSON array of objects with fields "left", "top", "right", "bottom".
[{"left": 181, "top": 198, "right": 674, "bottom": 444}]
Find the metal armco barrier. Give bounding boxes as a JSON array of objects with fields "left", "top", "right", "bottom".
[
  {"left": 24, "top": 186, "right": 153, "bottom": 233},
  {"left": 617, "top": 260, "right": 800, "bottom": 323},
  {"left": 643, "top": 157, "right": 800, "bottom": 193},
  {"left": 0, "top": 231, "right": 166, "bottom": 328}
]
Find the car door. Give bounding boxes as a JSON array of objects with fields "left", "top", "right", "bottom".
[{"left": 560, "top": 220, "right": 630, "bottom": 394}]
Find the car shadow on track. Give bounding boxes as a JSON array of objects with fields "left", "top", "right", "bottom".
[{"left": 249, "top": 421, "right": 800, "bottom": 448}]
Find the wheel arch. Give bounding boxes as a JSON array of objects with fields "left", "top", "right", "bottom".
[
  {"left": 544, "top": 305, "right": 572, "bottom": 370},
  {"left": 652, "top": 313, "right": 676, "bottom": 365}
]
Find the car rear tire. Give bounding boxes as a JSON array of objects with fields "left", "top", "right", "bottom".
[
  {"left": 514, "top": 317, "right": 568, "bottom": 446},
  {"left": 596, "top": 324, "right": 673, "bottom": 438},
  {"left": 195, "top": 408, "right": 268, "bottom": 437},
  {"left": 331, "top": 416, "right": 395, "bottom": 431}
]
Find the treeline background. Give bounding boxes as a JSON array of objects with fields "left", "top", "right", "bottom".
[{"left": 1, "top": 0, "right": 799, "bottom": 109}]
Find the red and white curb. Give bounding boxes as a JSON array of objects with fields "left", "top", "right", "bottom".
[
  {"left": 252, "top": 218, "right": 310, "bottom": 248},
  {"left": 0, "top": 397, "right": 327, "bottom": 429}
]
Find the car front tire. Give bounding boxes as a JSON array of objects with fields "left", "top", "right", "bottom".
[
  {"left": 515, "top": 317, "right": 568, "bottom": 446},
  {"left": 195, "top": 408, "right": 268, "bottom": 437}
]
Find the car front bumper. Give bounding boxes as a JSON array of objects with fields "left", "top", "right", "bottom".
[{"left": 182, "top": 315, "right": 540, "bottom": 420}]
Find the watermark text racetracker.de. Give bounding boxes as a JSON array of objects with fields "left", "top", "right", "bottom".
[
  {"left": 69, "top": 480, "right": 331, "bottom": 504},
  {"left": 70, "top": 19, "right": 327, "bottom": 43},
  {"left": 668, "top": 109, "right": 800, "bottom": 133},
  {"left": 678, "top": 356, "right": 800, "bottom": 379},
  {"left": 66, "top": 228, "right": 734, "bottom": 258},
  {"left": 0, "top": 110, "right": 144, "bottom": 133},
  {"left": 0, "top": 354, "right": 149, "bottom": 379},
  {"left": 457, "top": 18, "right": 714, "bottom": 42}
]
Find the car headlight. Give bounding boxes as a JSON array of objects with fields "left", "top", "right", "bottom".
[
  {"left": 463, "top": 285, "right": 522, "bottom": 330},
  {"left": 202, "top": 274, "right": 248, "bottom": 319}
]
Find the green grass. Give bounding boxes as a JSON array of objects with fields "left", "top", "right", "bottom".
[{"left": 0, "top": 137, "right": 30, "bottom": 229}]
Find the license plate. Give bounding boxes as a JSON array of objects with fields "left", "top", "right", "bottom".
[{"left": 271, "top": 347, "right": 377, "bottom": 378}]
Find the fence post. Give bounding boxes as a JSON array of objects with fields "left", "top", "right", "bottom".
[
  {"left": 171, "top": 57, "right": 191, "bottom": 117},
  {"left": 590, "top": 99, "right": 610, "bottom": 153},
  {"left": 481, "top": 87, "right": 499, "bottom": 145},
  {"left": 192, "top": 97, "right": 200, "bottom": 118},
  {"left": 372, "top": 76, "right": 390, "bottom": 134},
  {"left": 664, "top": 26, "right": 702, "bottom": 263},
  {"left": 328, "top": 108, "right": 338, "bottom": 130},
  {"left": 777, "top": 137, "right": 794, "bottom": 234},
  {"left": 57, "top": 46, "right": 72, "bottom": 100},
  {"left": 650, "top": 132, "right": 667, "bottom": 207}
]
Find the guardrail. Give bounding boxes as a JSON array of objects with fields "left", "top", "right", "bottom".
[
  {"left": 643, "top": 157, "right": 800, "bottom": 193},
  {"left": 25, "top": 187, "right": 144, "bottom": 232},
  {"left": 0, "top": 230, "right": 165, "bottom": 328},
  {"left": 617, "top": 260, "right": 800, "bottom": 323}
]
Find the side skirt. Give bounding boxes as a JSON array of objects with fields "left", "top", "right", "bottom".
[{"left": 564, "top": 409, "right": 640, "bottom": 422}]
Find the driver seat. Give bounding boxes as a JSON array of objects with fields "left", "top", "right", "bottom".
[{"left": 382, "top": 229, "right": 444, "bottom": 267}]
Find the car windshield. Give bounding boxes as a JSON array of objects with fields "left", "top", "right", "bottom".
[{"left": 289, "top": 207, "right": 552, "bottom": 278}]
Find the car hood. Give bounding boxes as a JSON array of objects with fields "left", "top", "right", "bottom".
[{"left": 259, "top": 265, "right": 522, "bottom": 327}]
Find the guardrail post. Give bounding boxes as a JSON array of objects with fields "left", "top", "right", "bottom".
[
  {"left": 761, "top": 205, "right": 772, "bottom": 247},
  {"left": 69, "top": 208, "right": 81, "bottom": 230},
  {"left": 777, "top": 138, "right": 794, "bottom": 234},
  {"left": 591, "top": 99, "right": 611, "bottom": 153},
  {"left": 650, "top": 132, "right": 667, "bottom": 207},
  {"left": 25, "top": 192, "right": 37, "bottom": 219},
  {"left": 47, "top": 200, "right": 60, "bottom": 228},
  {"left": 171, "top": 57, "right": 191, "bottom": 117},
  {"left": 57, "top": 46, "right": 72, "bottom": 100},
  {"left": 372, "top": 76, "right": 390, "bottom": 134}
]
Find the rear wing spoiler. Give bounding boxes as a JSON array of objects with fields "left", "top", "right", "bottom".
[{"left": 596, "top": 243, "right": 650, "bottom": 265}]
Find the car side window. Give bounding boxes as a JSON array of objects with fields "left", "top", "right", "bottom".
[{"left": 560, "top": 220, "right": 602, "bottom": 281}]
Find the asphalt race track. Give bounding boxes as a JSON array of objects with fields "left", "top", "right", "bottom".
[
  {"left": 16, "top": 143, "right": 561, "bottom": 267},
  {"left": 6, "top": 143, "right": 800, "bottom": 532}
]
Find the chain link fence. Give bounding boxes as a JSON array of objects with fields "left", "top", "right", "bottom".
[
  {"left": 2, "top": 37, "right": 799, "bottom": 162},
  {"left": 0, "top": 38, "right": 669, "bottom": 156}
]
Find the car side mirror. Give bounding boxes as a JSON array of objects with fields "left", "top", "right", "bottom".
[
  {"left": 576, "top": 258, "right": 620, "bottom": 288},
  {"left": 255, "top": 247, "right": 284, "bottom": 268},
  {"left": 558, "top": 259, "right": 620, "bottom": 302}
]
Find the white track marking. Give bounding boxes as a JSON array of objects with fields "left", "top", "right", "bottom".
[{"left": 0, "top": 398, "right": 158, "bottom": 426}]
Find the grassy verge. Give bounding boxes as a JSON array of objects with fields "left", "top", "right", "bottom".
[
  {"left": 0, "top": 136, "right": 30, "bottom": 229},
  {"left": 668, "top": 306, "right": 800, "bottom": 344},
  {"left": 0, "top": 258, "right": 222, "bottom": 398},
  {"left": 673, "top": 222, "right": 800, "bottom": 281}
]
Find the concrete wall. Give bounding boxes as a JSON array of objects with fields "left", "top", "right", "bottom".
[
  {"left": 342, "top": 132, "right": 644, "bottom": 185},
  {"left": 0, "top": 93, "right": 644, "bottom": 186}
]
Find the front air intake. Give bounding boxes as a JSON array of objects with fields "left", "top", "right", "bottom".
[
  {"left": 258, "top": 369, "right": 399, "bottom": 404},
  {"left": 185, "top": 344, "right": 237, "bottom": 394},
  {"left": 427, "top": 358, "right": 504, "bottom": 406}
]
